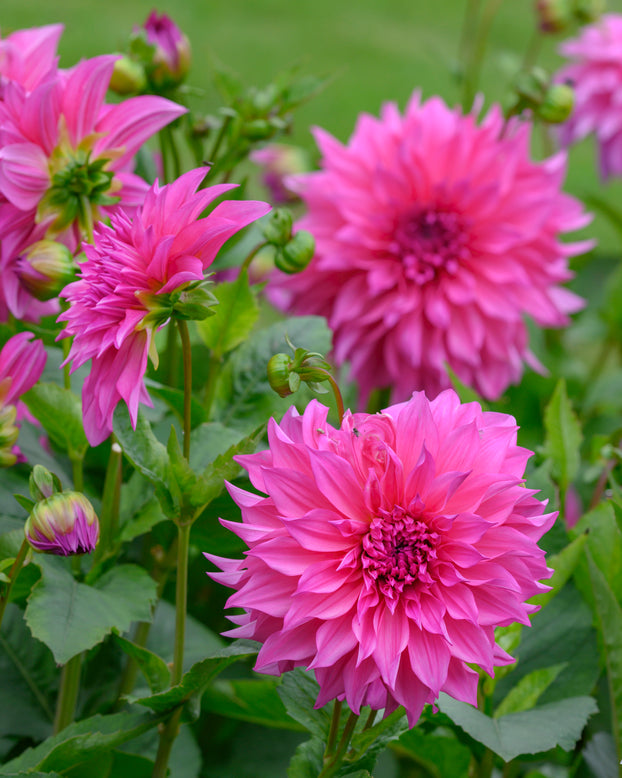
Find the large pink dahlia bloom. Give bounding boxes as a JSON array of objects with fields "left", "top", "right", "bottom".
[
  {"left": 556, "top": 14, "right": 622, "bottom": 179},
  {"left": 59, "top": 168, "right": 270, "bottom": 446},
  {"left": 268, "top": 93, "right": 591, "bottom": 405},
  {"left": 207, "top": 391, "right": 555, "bottom": 726},
  {"left": 0, "top": 24, "right": 63, "bottom": 94}
]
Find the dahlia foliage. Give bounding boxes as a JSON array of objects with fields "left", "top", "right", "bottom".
[
  {"left": 209, "top": 392, "right": 554, "bottom": 725},
  {"left": 0, "top": 6, "right": 620, "bottom": 778}
]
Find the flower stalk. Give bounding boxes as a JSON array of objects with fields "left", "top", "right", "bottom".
[
  {"left": 53, "top": 653, "right": 83, "bottom": 733},
  {"left": 319, "top": 711, "right": 359, "bottom": 778},
  {"left": 0, "top": 538, "right": 29, "bottom": 632}
]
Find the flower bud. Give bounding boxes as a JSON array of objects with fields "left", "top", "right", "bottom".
[
  {"left": 275, "top": 230, "right": 315, "bottom": 274},
  {"left": 267, "top": 353, "right": 296, "bottom": 397},
  {"left": 142, "top": 11, "right": 191, "bottom": 91},
  {"left": 17, "top": 240, "right": 76, "bottom": 301},
  {"left": 572, "top": 0, "right": 605, "bottom": 23},
  {"left": 0, "top": 404, "right": 19, "bottom": 468},
  {"left": 261, "top": 209, "right": 293, "bottom": 246},
  {"left": 535, "top": 0, "right": 572, "bottom": 32},
  {"left": 242, "top": 119, "right": 274, "bottom": 141},
  {"left": 250, "top": 144, "right": 308, "bottom": 205},
  {"left": 109, "top": 55, "right": 147, "bottom": 95},
  {"left": 537, "top": 83, "right": 574, "bottom": 123},
  {"left": 25, "top": 491, "right": 100, "bottom": 556},
  {"left": 29, "top": 465, "right": 63, "bottom": 502}
]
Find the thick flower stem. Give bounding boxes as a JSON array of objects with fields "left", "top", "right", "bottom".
[
  {"left": 202, "top": 353, "right": 222, "bottom": 418},
  {"left": 240, "top": 240, "right": 269, "bottom": 276},
  {"left": 94, "top": 441, "right": 123, "bottom": 562},
  {"left": 319, "top": 711, "right": 359, "bottom": 778},
  {"left": 461, "top": 0, "right": 503, "bottom": 111},
  {"left": 314, "top": 369, "right": 345, "bottom": 426},
  {"left": 325, "top": 700, "right": 343, "bottom": 757},
  {"left": 152, "top": 707, "right": 183, "bottom": 778},
  {"left": 177, "top": 320, "right": 192, "bottom": 461},
  {"left": 53, "top": 653, "right": 83, "bottom": 733},
  {"left": 0, "top": 539, "right": 29, "bottom": 632}
]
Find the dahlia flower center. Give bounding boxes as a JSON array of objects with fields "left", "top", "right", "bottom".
[
  {"left": 362, "top": 506, "right": 438, "bottom": 599},
  {"left": 393, "top": 207, "right": 470, "bottom": 283}
]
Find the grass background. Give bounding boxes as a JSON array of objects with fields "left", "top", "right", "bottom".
[{"left": 3, "top": 0, "right": 622, "bottom": 252}]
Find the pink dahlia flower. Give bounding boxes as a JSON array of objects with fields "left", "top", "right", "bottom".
[
  {"left": 141, "top": 11, "right": 191, "bottom": 90},
  {"left": 268, "top": 92, "right": 591, "bottom": 405},
  {"left": 59, "top": 167, "right": 270, "bottom": 446},
  {"left": 0, "top": 24, "right": 63, "bottom": 94},
  {"left": 207, "top": 391, "right": 555, "bottom": 726},
  {"left": 25, "top": 491, "right": 99, "bottom": 556},
  {"left": 556, "top": 14, "right": 622, "bottom": 179}
]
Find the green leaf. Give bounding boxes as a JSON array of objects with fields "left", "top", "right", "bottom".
[
  {"left": 277, "top": 668, "right": 332, "bottom": 740},
  {"left": 574, "top": 501, "right": 622, "bottom": 606},
  {"left": 494, "top": 664, "right": 567, "bottom": 717},
  {"left": 345, "top": 708, "right": 409, "bottom": 774},
  {"left": 0, "top": 711, "right": 162, "bottom": 774},
  {"left": 529, "top": 530, "right": 589, "bottom": 609},
  {"left": 439, "top": 694, "right": 597, "bottom": 761},
  {"left": 144, "top": 379, "right": 206, "bottom": 429},
  {"left": 287, "top": 737, "right": 324, "bottom": 778},
  {"left": 202, "top": 678, "right": 305, "bottom": 730},
  {"left": 112, "top": 634, "right": 170, "bottom": 694},
  {"left": 117, "top": 496, "right": 166, "bottom": 544},
  {"left": 586, "top": 552, "right": 622, "bottom": 765},
  {"left": 445, "top": 364, "right": 488, "bottom": 408},
  {"left": 25, "top": 558, "right": 158, "bottom": 664},
  {"left": 396, "top": 729, "right": 471, "bottom": 778},
  {"left": 197, "top": 271, "right": 259, "bottom": 357},
  {"left": 0, "top": 604, "right": 56, "bottom": 740},
  {"left": 214, "top": 315, "right": 332, "bottom": 433},
  {"left": 543, "top": 378, "right": 582, "bottom": 493},
  {"left": 23, "top": 382, "right": 88, "bottom": 460},
  {"left": 134, "top": 641, "right": 258, "bottom": 721}
]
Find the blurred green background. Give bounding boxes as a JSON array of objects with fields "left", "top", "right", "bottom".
[{"left": 3, "top": 0, "right": 622, "bottom": 251}]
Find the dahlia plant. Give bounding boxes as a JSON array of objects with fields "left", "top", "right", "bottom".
[{"left": 0, "top": 6, "right": 621, "bottom": 778}]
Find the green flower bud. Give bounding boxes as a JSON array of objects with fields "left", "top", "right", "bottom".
[
  {"left": 17, "top": 240, "right": 76, "bottom": 301},
  {"left": 0, "top": 404, "right": 18, "bottom": 468},
  {"left": 109, "top": 56, "right": 148, "bottom": 95},
  {"left": 261, "top": 209, "right": 293, "bottom": 246},
  {"left": 572, "top": 0, "right": 605, "bottom": 23},
  {"left": 242, "top": 119, "right": 274, "bottom": 141},
  {"left": 25, "top": 492, "right": 99, "bottom": 556},
  {"left": 535, "top": 0, "right": 572, "bottom": 33},
  {"left": 267, "top": 353, "right": 296, "bottom": 398},
  {"left": 274, "top": 230, "right": 315, "bottom": 274},
  {"left": 537, "top": 83, "right": 575, "bottom": 123}
]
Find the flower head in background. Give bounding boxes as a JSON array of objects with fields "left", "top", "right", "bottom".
[
  {"left": 268, "top": 92, "right": 591, "bottom": 406},
  {"left": 207, "top": 391, "right": 555, "bottom": 726},
  {"left": 0, "top": 331, "right": 46, "bottom": 465},
  {"left": 250, "top": 144, "right": 309, "bottom": 205},
  {"left": 25, "top": 491, "right": 99, "bottom": 556},
  {"left": 59, "top": 167, "right": 270, "bottom": 446},
  {"left": 0, "top": 23, "right": 63, "bottom": 94},
  {"left": 0, "top": 54, "right": 186, "bottom": 256},
  {"left": 556, "top": 14, "right": 622, "bottom": 179}
]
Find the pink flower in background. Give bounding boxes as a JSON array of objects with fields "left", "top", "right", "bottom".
[
  {"left": 0, "top": 54, "right": 186, "bottom": 253},
  {"left": 250, "top": 144, "right": 308, "bottom": 204},
  {"left": 207, "top": 391, "right": 555, "bottom": 726},
  {"left": 556, "top": 14, "right": 622, "bottom": 179},
  {"left": 59, "top": 168, "right": 270, "bottom": 446},
  {"left": 268, "top": 92, "right": 591, "bottom": 406},
  {"left": 141, "top": 11, "right": 191, "bottom": 90},
  {"left": 0, "top": 331, "right": 46, "bottom": 466},
  {"left": 0, "top": 24, "right": 63, "bottom": 94}
]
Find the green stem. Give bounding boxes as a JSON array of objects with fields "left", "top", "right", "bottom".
[
  {"left": 477, "top": 747, "right": 495, "bottom": 778},
  {"left": 165, "top": 321, "right": 179, "bottom": 387},
  {"left": 94, "top": 440, "right": 122, "bottom": 562},
  {"left": 152, "top": 707, "right": 183, "bottom": 778},
  {"left": 205, "top": 114, "right": 232, "bottom": 171},
  {"left": 362, "top": 708, "right": 377, "bottom": 731},
  {"left": 165, "top": 125, "right": 182, "bottom": 181},
  {"left": 458, "top": 0, "right": 482, "bottom": 87},
  {"left": 461, "top": 0, "right": 503, "bottom": 111},
  {"left": 325, "top": 700, "right": 343, "bottom": 757},
  {"left": 240, "top": 240, "right": 269, "bottom": 277},
  {"left": 522, "top": 28, "right": 542, "bottom": 71},
  {"left": 318, "top": 711, "right": 359, "bottom": 778},
  {"left": 71, "top": 453, "right": 84, "bottom": 492},
  {"left": 0, "top": 539, "right": 29, "bottom": 631},
  {"left": 314, "top": 368, "right": 345, "bottom": 426},
  {"left": 202, "top": 353, "right": 222, "bottom": 418},
  {"left": 177, "top": 320, "right": 192, "bottom": 461},
  {"left": 79, "top": 195, "right": 95, "bottom": 245},
  {"left": 53, "top": 653, "right": 83, "bottom": 733},
  {"left": 159, "top": 129, "right": 171, "bottom": 184}
]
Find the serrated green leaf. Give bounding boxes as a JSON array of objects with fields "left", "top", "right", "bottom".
[
  {"left": 23, "top": 382, "right": 88, "bottom": 460},
  {"left": 25, "top": 558, "right": 158, "bottom": 664},
  {"left": 113, "top": 634, "right": 170, "bottom": 694},
  {"left": 197, "top": 271, "right": 259, "bottom": 357},
  {"left": 118, "top": 496, "right": 166, "bottom": 544},
  {"left": 439, "top": 694, "right": 597, "bottom": 761},
  {"left": 0, "top": 711, "right": 161, "bottom": 774},
  {"left": 134, "top": 641, "right": 258, "bottom": 721},
  {"left": 287, "top": 737, "right": 324, "bottom": 778},
  {"left": 202, "top": 678, "right": 304, "bottom": 730},
  {"left": 396, "top": 729, "right": 471, "bottom": 778},
  {"left": 543, "top": 379, "right": 582, "bottom": 493},
  {"left": 277, "top": 668, "right": 332, "bottom": 740},
  {"left": 574, "top": 501, "right": 622, "bottom": 606},
  {"left": 529, "top": 530, "right": 589, "bottom": 609},
  {"left": 494, "top": 664, "right": 567, "bottom": 717},
  {"left": 586, "top": 552, "right": 622, "bottom": 766}
]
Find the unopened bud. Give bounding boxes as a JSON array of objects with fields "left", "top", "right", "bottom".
[
  {"left": 261, "top": 209, "right": 293, "bottom": 246},
  {"left": 267, "top": 337, "right": 332, "bottom": 399},
  {"left": 142, "top": 11, "right": 191, "bottom": 91},
  {"left": 242, "top": 119, "right": 274, "bottom": 141},
  {"left": 17, "top": 240, "right": 76, "bottom": 301},
  {"left": 275, "top": 230, "right": 315, "bottom": 274},
  {"left": 267, "top": 353, "right": 296, "bottom": 398},
  {"left": 250, "top": 144, "right": 308, "bottom": 205},
  {"left": 537, "top": 83, "right": 574, "bottom": 123},
  {"left": 535, "top": 0, "right": 572, "bottom": 33},
  {"left": 29, "top": 465, "right": 63, "bottom": 502},
  {"left": 25, "top": 492, "right": 99, "bottom": 556},
  {"left": 109, "top": 55, "right": 147, "bottom": 95},
  {"left": 0, "top": 404, "right": 18, "bottom": 467}
]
